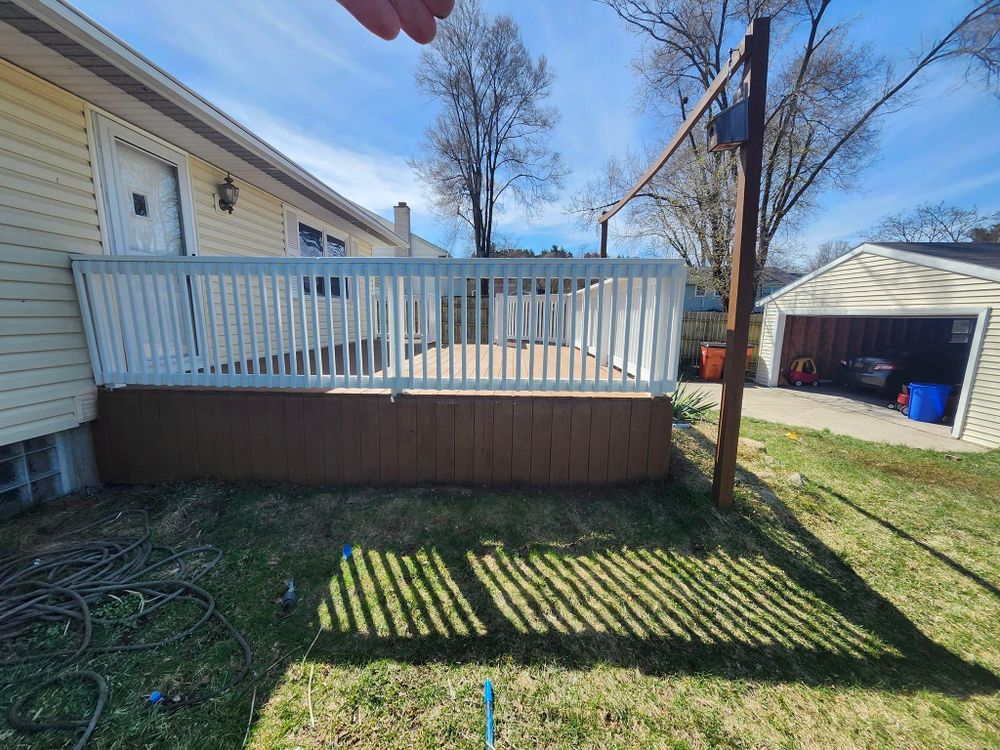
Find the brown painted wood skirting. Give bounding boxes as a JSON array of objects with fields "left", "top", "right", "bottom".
[{"left": 91, "top": 389, "right": 672, "bottom": 487}]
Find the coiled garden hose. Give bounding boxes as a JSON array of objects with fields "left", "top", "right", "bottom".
[{"left": 0, "top": 510, "right": 252, "bottom": 748}]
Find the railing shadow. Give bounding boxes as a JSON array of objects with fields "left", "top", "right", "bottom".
[{"left": 290, "top": 434, "right": 998, "bottom": 698}]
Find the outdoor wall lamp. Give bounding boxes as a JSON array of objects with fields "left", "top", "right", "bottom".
[{"left": 217, "top": 173, "right": 240, "bottom": 214}]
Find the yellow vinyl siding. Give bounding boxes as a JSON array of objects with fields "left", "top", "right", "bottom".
[
  {"left": 756, "top": 251, "right": 1000, "bottom": 448},
  {"left": 1, "top": 57, "right": 386, "bottom": 448},
  {"left": 189, "top": 158, "right": 285, "bottom": 257},
  {"left": 0, "top": 58, "right": 101, "bottom": 447}
]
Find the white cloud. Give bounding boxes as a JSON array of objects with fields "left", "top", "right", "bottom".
[{"left": 209, "top": 98, "right": 427, "bottom": 217}]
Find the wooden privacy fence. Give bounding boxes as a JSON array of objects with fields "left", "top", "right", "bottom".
[{"left": 679, "top": 311, "right": 762, "bottom": 372}]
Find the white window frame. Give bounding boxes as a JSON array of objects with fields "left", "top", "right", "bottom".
[
  {"left": 284, "top": 205, "right": 352, "bottom": 259},
  {"left": 283, "top": 205, "right": 358, "bottom": 298},
  {"left": 90, "top": 111, "right": 199, "bottom": 257}
]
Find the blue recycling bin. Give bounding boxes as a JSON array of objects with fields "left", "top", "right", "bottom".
[{"left": 907, "top": 382, "right": 952, "bottom": 423}]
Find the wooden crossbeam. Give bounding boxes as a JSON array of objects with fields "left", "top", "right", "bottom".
[
  {"left": 595, "top": 18, "right": 770, "bottom": 510},
  {"left": 597, "top": 40, "right": 748, "bottom": 240}
]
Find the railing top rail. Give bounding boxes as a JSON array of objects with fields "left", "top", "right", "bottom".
[{"left": 70, "top": 255, "right": 686, "bottom": 271}]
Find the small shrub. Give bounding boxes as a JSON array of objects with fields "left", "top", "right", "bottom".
[{"left": 671, "top": 379, "right": 715, "bottom": 424}]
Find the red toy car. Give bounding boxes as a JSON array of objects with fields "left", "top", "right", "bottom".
[{"left": 785, "top": 356, "right": 820, "bottom": 387}]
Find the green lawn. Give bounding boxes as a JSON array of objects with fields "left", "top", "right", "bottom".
[{"left": 1, "top": 419, "right": 998, "bottom": 749}]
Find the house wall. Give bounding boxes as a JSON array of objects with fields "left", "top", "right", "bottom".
[
  {"left": 0, "top": 58, "right": 102, "bottom": 447},
  {"left": 755, "top": 250, "right": 1000, "bottom": 448},
  {"left": 0, "top": 58, "right": 378, "bottom": 449},
  {"left": 683, "top": 284, "right": 723, "bottom": 312}
]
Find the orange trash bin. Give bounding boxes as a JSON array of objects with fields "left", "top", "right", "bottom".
[{"left": 699, "top": 341, "right": 726, "bottom": 381}]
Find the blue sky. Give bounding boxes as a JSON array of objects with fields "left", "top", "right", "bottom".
[{"left": 73, "top": 0, "right": 999, "bottom": 262}]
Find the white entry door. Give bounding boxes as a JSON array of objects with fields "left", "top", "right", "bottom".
[
  {"left": 92, "top": 114, "right": 200, "bottom": 373},
  {"left": 93, "top": 114, "right": 197, "bottom": 257}
]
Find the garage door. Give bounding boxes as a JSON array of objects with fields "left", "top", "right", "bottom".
[{"left": 778, "top": 316, "right": 975, "bottom": 387}]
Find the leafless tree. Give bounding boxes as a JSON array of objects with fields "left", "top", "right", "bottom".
[
  {"left": 869, "top": 202, "right": 1000, "bottom": 243},
  {"left": 804, "top": 239, "right": 853, "bottom": 271},
  {"left": 411, "top": 0, "right": 566, "bottom": 257},
  {"left": 572, "top": 0, "right": 999, "bottom": 308}
]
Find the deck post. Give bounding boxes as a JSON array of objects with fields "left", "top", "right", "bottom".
[
  {"left": 599, "top": 220, "right": 608, "bottom": 258},
  {"left": 711, "top": 17, "right": 770, "bottom": 510}
]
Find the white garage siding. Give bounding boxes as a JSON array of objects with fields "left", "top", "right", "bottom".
[{"left": 756, "top": 249, "right": 1000, "bottom": 448}]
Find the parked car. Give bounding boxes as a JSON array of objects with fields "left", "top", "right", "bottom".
[{"left": 839, "top": 351, "right": 914, "bottom": 393}]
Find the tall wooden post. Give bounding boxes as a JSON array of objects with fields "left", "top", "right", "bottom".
[
  {"left": 712, "top": 17, "right": 770, "bottom": 510},
  {"left": 599, "top": 220, "right": 608, "bottom": 257}
]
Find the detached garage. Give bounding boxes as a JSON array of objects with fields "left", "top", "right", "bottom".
[{"left": 756, "top": 242, "right": 1000, "bottom": 448}]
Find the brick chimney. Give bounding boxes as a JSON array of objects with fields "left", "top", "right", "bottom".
[{"left": 393, "top": 201, "right": 412, "bottom": 257}]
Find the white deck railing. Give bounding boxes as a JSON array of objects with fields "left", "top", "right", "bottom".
[{"left": 71, "top": 256, "right": 685, "bottom": 394}]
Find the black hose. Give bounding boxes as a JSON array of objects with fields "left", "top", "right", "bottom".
[{"left": 0, "top": 510, "right": 252, "bottom": 748}]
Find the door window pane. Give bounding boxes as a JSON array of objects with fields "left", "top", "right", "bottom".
[{"left": 116, "top": 140, "right": 185, "bottom": 256}]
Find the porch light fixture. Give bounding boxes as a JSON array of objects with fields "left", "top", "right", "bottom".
[{"left": 218, "top": 173, "right": 239, "bottom": 214}]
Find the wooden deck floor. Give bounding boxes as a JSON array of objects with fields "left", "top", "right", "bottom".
[
  {"left": 279, "top": 340, "right": 632, "bottom": 389},
  {"left": 396, "top": 342, "right": 628, "bottom": 385}
]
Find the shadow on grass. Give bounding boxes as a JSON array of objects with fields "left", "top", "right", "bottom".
[
  {"left": 809, "top": 480, "right": 1000, "bottom": 601},
  {"left": 3, "top": 429, "right": 997, "bottom": 749},
  {"left": 282, "top": 428, "right": 998, "bottom": 698}
]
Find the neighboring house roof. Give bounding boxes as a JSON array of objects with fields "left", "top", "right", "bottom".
[
  {"left": 758, "top": 241, "right": 1000, "bottom": 306},
  {"left": 759, "top": 268, "right": 803, "bottom": 286},
  {"left": 0, "top": 0, "right": 405, "bottom": 247},
  {"left": 686, "top": 267, "right": 801, "bottom": 287},
  {"left": 871, "top": 242, "right": 1000, "bottom": 272}
]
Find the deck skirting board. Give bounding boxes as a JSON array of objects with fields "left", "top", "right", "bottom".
[{"left": 91, "top": 389, "right": 672, "bottom": 486}]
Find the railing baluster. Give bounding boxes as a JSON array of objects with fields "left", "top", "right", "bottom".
[
  {"left": 163, "top": 264, "right": 186, "bottom": 386},
  {"left": 408, "top": 274, "right": 420, "bottom": 388},
  {"left": 665, "top": 270, "right": 685, "bottom": 393},
  {"left": 475, "top": 271, "right": 482, "bottom": 389},
  {"left": 229, "top": 265, "right": 247, "bottom": 381},
  {"left": 338, "top": 266, "right": 351, "bottom": 386},
  {"left": 94, "top": 265, "right": 121, "bottom": 382},
  {"left": 553, "top": 270, "right": 564, "bottom": 391},
  {"left": 325, "top": 269, "right": 338, "bottom": 389},
  {"left": 528, "top": 270, "right": 539, "bottom": 385},
  {"left": 620, "top": 269, "right": 635, "bottom": 391},
  {"left": 606, "top": 270, "right": 620, "bottom": 391},
  {"left": 351, "top": 266, "right": 363, "bottom": 388},
  {"left": 149, "top": 264, "right": 173, "bottom": 386},
  {"left": 200, "top": 266, "right": 219, "bottom": 385},
  {"left": 271, "top": 273, "right": 285, "bottom": 383},
  {"left": 217, "top": 263, "right": 236, "bottom": 383},
  {"left": 461, "top": 266, "right": 468, "bottom": 389},
  {"left": 648, "top": 268, "right": 665, "bottom": 393},
  {"left": 363, "top": 270, "right": 376, "bottom": 389},
  {"left": 295, "top": 263, "right": 310, "bottom": 383},
  {"left": 434, "top": 263, "right": 443, "bottom": 389},
  {"left": 244, "top": 267, "right": 261, "bottom": 387},
  {"left": 634, "top": 265, "right": 650, "bottom": 391},
  {"left": 541, "top": 266, "right": 551, "bottom": 389},
  {"left": 310, "top": 264, "right": 324, "bottom": 388},
  {"left": 420, "top": 270, "right": 430, "bottom": 390}
]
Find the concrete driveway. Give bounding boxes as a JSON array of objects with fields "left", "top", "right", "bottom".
[{"left": 690, "top": 382, "right": 983, "bottom": 452}]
